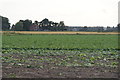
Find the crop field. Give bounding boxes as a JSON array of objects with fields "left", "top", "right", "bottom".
[{"left": 1, "top": 32, "right": 119, "bottom": 78}]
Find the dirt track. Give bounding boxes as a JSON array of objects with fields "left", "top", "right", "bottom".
[{"left": 1, "top": 31, "right": 120, "bottom": 35}]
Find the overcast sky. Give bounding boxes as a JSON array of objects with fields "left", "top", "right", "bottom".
[{"left": 0, "top": 0, "right": 119, "bottom": 27}]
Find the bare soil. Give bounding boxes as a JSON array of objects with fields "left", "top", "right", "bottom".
[{"left": 2, "top": 57, "right": 119, "bottom": 78}]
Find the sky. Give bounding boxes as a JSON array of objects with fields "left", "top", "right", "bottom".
[{"left": 0, "top": 0, "right": 119, "bottom": 27}]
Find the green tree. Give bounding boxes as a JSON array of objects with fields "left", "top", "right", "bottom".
[
  {"left": 41, "top": 18, "right": 49, "bottom": 26},
  {"left": 117, "top": 23, "right": 120, "bottom": 32},
  {"left": 2, "top": 16, "right": 10, "bottom": 30},
  {"left": 34, "top": 20, "right": 38, "bottom": 25},
  {"left": 14, "top": 21, "right": 23, "bottom": 31},
  {"left": 40, "top": 18, "right": 50, "bottom": 30},
  {"left": 57, "top": 21, "right": 66, "bottom": 31},
  {"left": 58, "top": 21, "right": 65, "bottom": 27},
  {"left": 23, "top": 19, "right": 32, "bottom": 31}
]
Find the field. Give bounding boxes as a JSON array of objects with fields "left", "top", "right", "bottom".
[
  {"left": 1, "top": 31, "right": 120, "bottom": 34},
  {"left": 1, "top": 31, "right": 119, "bottom": 78}
]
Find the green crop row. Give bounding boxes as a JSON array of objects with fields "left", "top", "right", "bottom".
[
  {"left": 2, "top": 49, "right": 119, "bottom": 67},
  {"left": 2, "top": 34, "right": 118, "bottom": 49}
]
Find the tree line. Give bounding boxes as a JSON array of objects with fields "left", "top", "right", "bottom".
[
  {"left": 0, "top": 16, "right": 10, "bottom": 30},
  {"left": 1, "top": 16, "right": 67, "bottom": 31},
  {"left": 1, "top": 16, "right": 119, "bottom": 32}
]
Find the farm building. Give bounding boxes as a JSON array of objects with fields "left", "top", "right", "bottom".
[{"left": 67, "top": 26, "right": 104, "bottom": 32}]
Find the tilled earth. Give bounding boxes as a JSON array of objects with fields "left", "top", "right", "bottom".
[
  {"left": 2, "top": 50, "right": 119, "bottom": 78},
  {"left": 2, "top": 63, "right": 118, "bottom": 78},
  {"left": 2, "top": 57, "right": 119, "bottom": 78}
]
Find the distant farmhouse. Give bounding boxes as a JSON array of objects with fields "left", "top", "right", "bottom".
[{"left": 67, "top": 26, "right": 118, "bottom": 32}]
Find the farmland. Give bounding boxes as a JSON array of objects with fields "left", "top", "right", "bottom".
[
  {"left": 2, "top": 32, "right": 119, "bottom": 78},
  {"left": 1, "top": 31, "right": 120, "bottom": 34}
]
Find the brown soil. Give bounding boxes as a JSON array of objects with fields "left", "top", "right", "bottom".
[
  {"left": 2, "top": 50, "right": 119, "bottom": 78},
  {"left": 2, "top": 60, "right": 118, "bottom": 78},
  {"left": 1, "top": 31, "right": 120, "bottom": 35}
]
